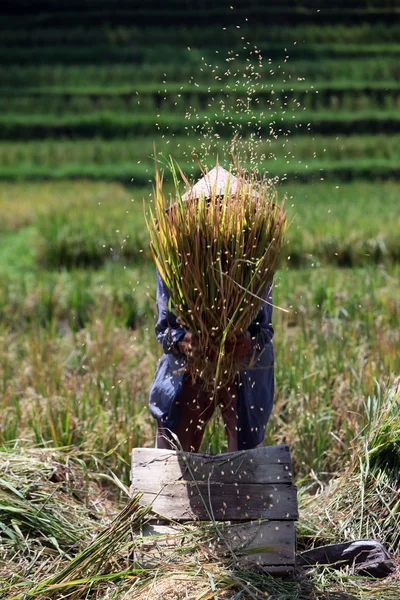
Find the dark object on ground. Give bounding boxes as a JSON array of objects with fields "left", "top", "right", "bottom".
[{"left": 297, "top": 540, "right": 396, "bottom": 578}]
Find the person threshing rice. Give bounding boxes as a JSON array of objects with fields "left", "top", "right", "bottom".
[{"left": 146, "top": 164, "right": 286, "bottom": 453}]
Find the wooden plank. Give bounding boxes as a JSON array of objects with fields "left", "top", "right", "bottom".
[
  {"left": 131, "top": 446, "right": 293, "bottom": 489},
  {"left": 139, "top": 521, "right": 296, "bottom": 567},
  {"left": 215, "top": 520, "right": 296, "bottom": 565},
  {"left": 137, "top": 481, "right": 298, "bottom": 521}
]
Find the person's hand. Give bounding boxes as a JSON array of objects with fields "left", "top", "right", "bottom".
[
  {"left": 225, "top": 332, "right": 251, "bottom": 360},
  {"left": 178, "top": 332, "right": 251, "bottom": 362},
  {"left": 177, "top": 332, "right": 199, "bottom": 358}
]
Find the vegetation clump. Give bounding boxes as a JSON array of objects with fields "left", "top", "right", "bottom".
[
  {"left": 147, "top": 161, "right": 286, "bottom": 387},
  {"left": 301, "top": 380, "right": 400, "bottom": 554}
]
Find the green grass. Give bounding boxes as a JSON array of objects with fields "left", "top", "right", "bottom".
[
  {"left": 1, "top": 82, "right": 398, "bottom": 117},
  {"left": 1, "top": 179, "right": 398, "bottom": 267},
  {"left": 1, "top": 134, "right": 399, "bottom": 168},
  {"left": 0, "top": 179, "right": 398, "bottom": 476},
  {"left": 2, "top": 158, "right": 400, "bottom": 186},
  {"left": 0, "top": 228, "right": 37, "bottom": 274},
  {"left": 0, "top": 257, "right": 398, "bottom": 480},
  {"left": 2, "top": 42, "right": 400, "bottom": 65},
  {"left": 0, "top": 181, "right": 151, "bottom": 234},
  {"left": 2, "top": 109, "right": 400, "bottom": 140},
  {"left": 2, "top": 23, "right": 400, "bottom": 47},
  {"left": 1, "top": 135, "right": 400, "bottom": 184},
  {"left": 2, "top": 58, "right": 400, "bottom": 88},
  {"left": 0, "top": 180, "right": 152, "bottom": 267},
  {"left": 4, "top": 79, "right": 400, "bottom": 95},
  {"left": 271, "top": 267, "right": 399, "bottom": 477},
  {"left": 281, "top": 179, "right": 400, "bottom": 265}
]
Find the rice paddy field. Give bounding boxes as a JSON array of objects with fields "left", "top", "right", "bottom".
[{"left": 1, "top": 1, "right": 400, "bottom": 598}]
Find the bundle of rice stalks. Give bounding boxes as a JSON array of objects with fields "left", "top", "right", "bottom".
[
  {"left": 147, "top": 160, "right": 286, "bottom": 387},
  {"left": 300, "top": 380, "right": 400, "bottom": 554},
  {"left": 13, "top": 494, "right": 151, "bottom": 600}
]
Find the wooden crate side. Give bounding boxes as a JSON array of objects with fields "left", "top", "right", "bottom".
[
  {"left": 217, "top": 520, "right": 296, "bottom": 565},
  {"left": 131, "top": 445, "right": 293, "bottom": 489},
  {"left": 254, "top": 566, "right": 295, "bottom": 577},
  {"left": 137, "top": 481, "right": 298, "bottom": 521},
  {"left": 139, "top": 521, "right": 296, "bottom": 568}
]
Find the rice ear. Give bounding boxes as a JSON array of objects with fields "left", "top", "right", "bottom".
[
  {"left": 177, "top": 162, "right": 191, "bottom": 188},
  {"left": 146, "top": 158, "right": 286, "bottom": 388}
]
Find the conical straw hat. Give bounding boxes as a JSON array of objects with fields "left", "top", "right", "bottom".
[{"left": 182, "top": 166, "right": 238, "bottom": 201}]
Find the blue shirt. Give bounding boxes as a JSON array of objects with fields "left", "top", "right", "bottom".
[{"left": 149, "top": 269, "right": 275, "bottom": 449}]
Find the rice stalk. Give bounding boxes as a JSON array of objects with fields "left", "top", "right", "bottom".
[
  {"left": 0, "top": 445, "right": 122, "bottom": 597},
  {"left": 146, "top": 159, "right": 286, "bottom": 388},
  {"left": 299, "top": 380, "right": 400, "bottom": 554},
  {"left": 0, "top": 447, "right": 105, "bottom": 556},
  {"left": 12, "top": 494, "right": 151, "bottom": 599}
]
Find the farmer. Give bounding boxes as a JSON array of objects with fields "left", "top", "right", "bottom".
[{"left": 148, "top": 167, "right": 275, "bottom": 453}]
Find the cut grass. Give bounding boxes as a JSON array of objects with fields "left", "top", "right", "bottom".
[
  {"left": 2, "top": 421, "right": 400, "bottom": 600},
  {"left": 0, "top": 446, "right": 114, "bottom": 557},
  {"left": 301, "top": 381, "right": 400, "bottom": 553},
  {"left": 0, "top": 444, "right": 126, "bottom": 598}
]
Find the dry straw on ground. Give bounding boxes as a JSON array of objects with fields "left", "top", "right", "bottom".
[
  {"left": 147, "top": 160, "right": 286, "bottom": 388},
  {"left": 300, "top": 380, "right": 400, "bottom": 555}
]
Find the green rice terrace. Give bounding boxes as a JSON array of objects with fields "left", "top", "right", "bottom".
[{"left": 1, "top": 1, "right": 400, "bottom": 598}]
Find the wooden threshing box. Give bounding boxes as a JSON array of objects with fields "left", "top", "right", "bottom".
[{"left": 130, "top": 445, "right": 298, "bottom": 575}]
